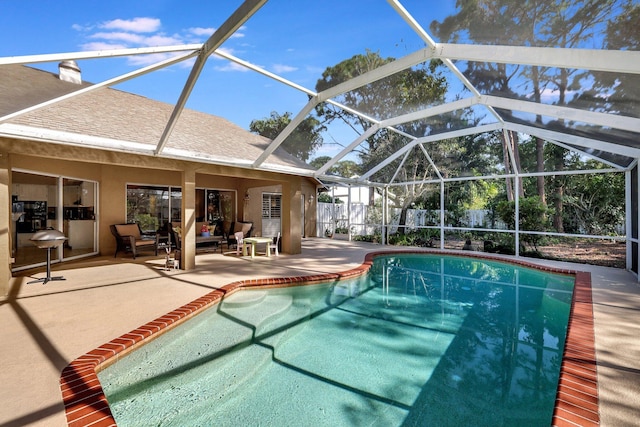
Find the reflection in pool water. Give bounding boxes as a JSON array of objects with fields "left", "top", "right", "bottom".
[{"left": 98, "top": 254, "right": 574, "bottom": 426}]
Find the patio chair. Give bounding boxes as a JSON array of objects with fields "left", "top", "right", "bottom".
[
  {"left": 110, "top": 223, "right": 158, "bottom": 259},
  {"left": 269, "top": 232, "right": 281, "bottom": 256},
  {"left": 226, "top": 221, "right": 253, "bottom": 250},
  {"left": 233, "top": 231, "right": 244, "bottom": 255}
]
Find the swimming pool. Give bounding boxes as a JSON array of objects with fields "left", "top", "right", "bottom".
[{"left": 95, "top": 253, "right": 576, "bottom": 426}]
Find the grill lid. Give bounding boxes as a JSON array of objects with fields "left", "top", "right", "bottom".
[{"left": 30, "top": 229, "right": 67, "bottom": 248}]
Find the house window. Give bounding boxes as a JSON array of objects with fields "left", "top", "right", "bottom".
[
  {"left": 262, "top": 194, "right": 281, "bottom": 219},
  {"left": 195, "top": 189, "right": 236, "bottom": 224},
  {"left": 126, "top": 185, "right": 181, "bottom": 233}
]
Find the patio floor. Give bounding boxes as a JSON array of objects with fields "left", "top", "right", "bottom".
[{"left": 1, "top": 238, "right": 639, "bottom": 426}]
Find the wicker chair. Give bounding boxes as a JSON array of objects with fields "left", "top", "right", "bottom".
[{"left": 110, "top": 223, "right": 158, "bottom": 259}]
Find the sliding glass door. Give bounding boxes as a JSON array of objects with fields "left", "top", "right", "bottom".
[{"left": 11, "top": 170, "right": 98, "bottom": 271}]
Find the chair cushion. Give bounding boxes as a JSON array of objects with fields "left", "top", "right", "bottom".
[{"left": 115, "top": 224, "right": 141, "bottom": 239}]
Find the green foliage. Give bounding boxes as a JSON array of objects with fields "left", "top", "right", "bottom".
[
  {"left": 388, "top": 229, "right": 438, "bottom": 247},
  {"left": 562, "top": 166, "right": 625, "bottom": 235},
  {"left": 249, "top": 111, "right": 325, "bottom": 162},
  {"left": 316, "top": 192, "right": 343, "bottom": 204},
  {"left": 352, "top": 234, "right": 380, "bottom": 243},
  {"left": 309, "top": 156, "right": 361, "bottom": 178},
  {"left": 496, "top": 196, "right": 552, "bottom": 251},
  {"left": 134, "top": 214, "right": 158, "bottom": 233},
  {"left": 482, "top": 232, "right": 516, "bottom": 255},
  {"left": 314, "top": 50, "right": 453, "bottom": 212}
]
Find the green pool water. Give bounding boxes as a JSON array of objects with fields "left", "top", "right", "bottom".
[{"left": 98, "top": 254, "right": 574, "bottom": 426}]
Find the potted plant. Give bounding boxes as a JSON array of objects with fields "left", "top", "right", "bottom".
[{"left": 200, "top": 223, "right": 211, "bottom": 237}]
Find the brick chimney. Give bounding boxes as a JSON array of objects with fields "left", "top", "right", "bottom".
[{"left": 58, "top": 60, "right": 81, "bottom": 84}]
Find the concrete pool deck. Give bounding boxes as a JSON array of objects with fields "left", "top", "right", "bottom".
[{"left": 1, "top": 238, "right": 639, "bottom": 426}]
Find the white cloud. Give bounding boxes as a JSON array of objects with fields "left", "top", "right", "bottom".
[
  {"left": 231, "top": 25, "right": 247, "bottom": 38},
  {"left": 187, "top": 25, "right": 244, "bottom": 40},
  {"left": 213, "top": 61, "right": 250, "bottom": 72},
  {"left": 213, "top": 46, "right": 236, "bottom": 57},
  {"left": 126, "top": 51, "right": 189, "bottom": 67},
  {"left": 272, "top": 64, "right": 297, "bottom": 73},
  {"left": 143, "top": 34, "right": 183, "bottom": 46},
  {"left": 74, "top": 16, "right": 250, "bottom": 72},
  {"left": 100, "top": 17, "right": 161, "bottom": 33},
  {"left": 72, "top": 23, "right": 94, "bottom": 32},
  {"left": 90, "top": 31, "right": 145, "bottom": 44},
  {"left": 188, "top": 27, "right": 215, "bottom": 37},
  {"left": 80, "top": 42, "right": 129, "bottom": 51}
]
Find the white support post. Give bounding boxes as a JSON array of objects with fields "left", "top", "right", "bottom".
[
  {"left": 440, "top": 180, "right": 445, "bottom": 249},
  {"left": 331, "top": 186, "right": 336, "bottom": 238},
  {"left": 347, "top": 184, "right": 352, "bottom": 241},
  {"left": 382, "top": 186, "right": 388, "bottom": 246},
  {"left": 515, "top": 176, "right": 520, "bottom": 257}
]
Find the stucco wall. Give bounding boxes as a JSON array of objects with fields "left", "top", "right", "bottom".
[{"left": 0, "top": 138, "right": 317, "bottom": 289}]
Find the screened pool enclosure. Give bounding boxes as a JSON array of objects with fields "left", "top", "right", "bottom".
[{"left": 1, "top": 0, "right": 639, "bottom": 273}]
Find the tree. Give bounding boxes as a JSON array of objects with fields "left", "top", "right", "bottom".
[
  {"left": 315, "top": 50, "right": 450, "bottom": 231},
  {"left": 430, "top": 0, "right": 618, "bottom": 233},
  {"left": 316, "top": 50, "right": 447, "bottom": 210},
  {"left": 309, "top": 155, "right": 362, "bottom": 178},
  {"left": 574, "top": 0, "right": 639, "bottom": 118},
  {"left": 496, "top": 196, "right": 552, "bottom": 252},
  {"left": 562, "top": 160, "right": 625, "bottom": 235},
  {"left": 249, "top": 111, "right": 325, "bottom": 162}
]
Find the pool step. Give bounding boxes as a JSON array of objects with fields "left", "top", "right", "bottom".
[
  {"left": 222, "top": 290, "right": 268, "bottom": 308},
  {"left": 204, "top": 293, "right": 310, "bottom": 395},
  {"left": 221, "top": 292, "right": 294, "bottom": 336}
]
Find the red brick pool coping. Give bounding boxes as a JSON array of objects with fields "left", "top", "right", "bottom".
[{"left": 60, "top": 250, "right": 599, "bottom": 426}]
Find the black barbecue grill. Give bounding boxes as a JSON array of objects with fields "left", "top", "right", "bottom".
[{"left": 28, "top": 229, "right": 67, "bottom": 284}]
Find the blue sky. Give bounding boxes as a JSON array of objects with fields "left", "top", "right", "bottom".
[{"left": 1, "top": 1, "right": 458, "bottom": 158}]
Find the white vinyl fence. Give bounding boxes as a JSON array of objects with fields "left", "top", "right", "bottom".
[{"left": 316, "top": 202, "right": 506, "bottom": 237}]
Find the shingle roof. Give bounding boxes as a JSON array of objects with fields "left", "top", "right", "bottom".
[{"left": 0, "top": 65, "right": 313, "bottom": 174}]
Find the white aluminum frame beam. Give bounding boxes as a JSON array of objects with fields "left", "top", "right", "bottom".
[
  {"left": 388, "top": 149, "right": 411, "bottom": 185},
  {"left": 546, "top": 138, "right": 627, "bottom": 169},
  {"left": 387, "top": 0, "right": 504, "bottom": 125},
  {"left": 436, "top": 43, "right": 640, "bottom": 75},
  {"left": 0, "top": 51, "right": 197, "bottom": 124},
  {"left": 504, "top": 122, "right": 640, "bottom": 158},
  {"left": 251, "top": 47, "right": 443, "bottom": 169},
  {"left": 482, "top": 95, "right": 640, "bottom": 133},
  {"left": 314, "top": 125, "right": 380, "bottom": 177},
  {"left": 360, "top": 123, "right": 502, "bottom": 180},
  {"left": 0, "top": 45, "right": 202, "bottom": 66},
  {"left": 383, "top": 166, "right": 621, "bottom": 187},
  {"left": 417, "top": 143, "right": 443, "bottom": 181},
  {"left": 378, "top": 97, "right": 479, "bottom": 128},
  {"left": 253, "top": 98, "right": 320, "bottom": 167},
  {"left": 316, "top": 48, "right": 435, "bottom": 102},
  {"left": 155, "top": 0, "right": 267, "bottom": 155}
]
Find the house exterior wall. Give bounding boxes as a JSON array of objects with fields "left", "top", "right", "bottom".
[{"left": 0, "top": 137, "right": 317, "bottom": 296}]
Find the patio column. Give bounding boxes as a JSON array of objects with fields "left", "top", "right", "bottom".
[
  {"left": 0, "top": 150, "right": 10, "bottom": 294},
  {"left": 281, "top": 180, "right": 302, "bottom": 254},
  {"left": 181, "top": 168, "right": 196, "bottom": 270}
]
